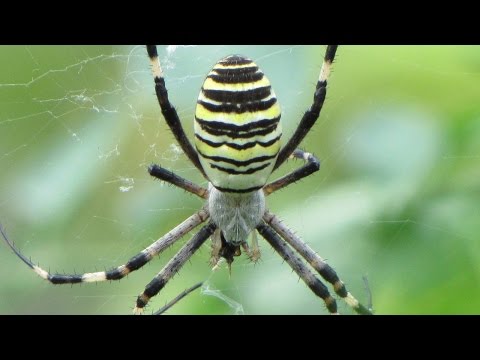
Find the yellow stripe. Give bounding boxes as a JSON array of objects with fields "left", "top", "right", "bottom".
[
  {"left": 213, "top": 63, "right": 255, "bottom": 70},
  {"left": 202, "top": 76, "right": 271, "bottom": 92}
]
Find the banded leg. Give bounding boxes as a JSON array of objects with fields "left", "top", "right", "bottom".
[
  {"left": 135, "top": 222, "right": 216, "bottom": 313},
  {"left": 264, "top": 149, "right": 320, "bottom": 196},
  {"left": 256, "top": 223, "right": 338, "bottom": 314},
  {"left": 149, "top": 164, "right": 208, "bottom": 199},
  {"left": 274, "top": 45, "right": 338, "bottom": 170},
  {"left": 1, "top": 209, "right": 209, "bottom": 284},
  {"left": 146, "top": 45, "right": 206, "bottom": 177},
  {"left": 263, "top": 210, "right": 373, "bottom": 315}
]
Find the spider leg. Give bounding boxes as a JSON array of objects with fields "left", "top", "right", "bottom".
[
  {"left": 274, "top": 45, "right": 337, "bottom": 170},
  {"left": 256, "top": 222, "right": 338, "bottom": 314},
  {"left": 263, "top": 210, "right": 373, "bottom": 315},
  {"left": 146, "top": 45, "right": 206, "bottom": 177},
  {"left": 0, "top": 209, "right": 209, "bottom": 285},
  {"left": 148, "top": 164, "right": 208, "bottom": 199},
  {"left": 209, "top": 228, "right": 222, "bottom": 268},
  {"left": 264, "top": 149, "right": 319, "bottom": 196},
  {"left": 153, "top": 281, "right": 204, "bottom": 315},
  {"left": 241, "top": 231, "right": 261, "bottom": 262},
  {"left": 134, "top": 222, "right": 216, "bottom": 313}
]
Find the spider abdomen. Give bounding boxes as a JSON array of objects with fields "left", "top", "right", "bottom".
[{"left": 194, "top": 55, "right": 282, "bottom": 193}]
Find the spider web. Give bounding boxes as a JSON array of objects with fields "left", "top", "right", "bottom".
[{"left": 0, "top": 45, "right": 479, "bottom": 315}]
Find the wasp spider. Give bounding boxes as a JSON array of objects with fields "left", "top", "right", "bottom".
[{"left": 2, "top": 45, "right": 372, "bottom": 315}]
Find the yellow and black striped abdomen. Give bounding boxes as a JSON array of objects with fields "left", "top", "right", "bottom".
[{"left": 194, "top": 55, "right": 282, "bottom": 193}]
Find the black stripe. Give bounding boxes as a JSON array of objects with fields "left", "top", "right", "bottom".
[
  {"left": 198, "top": 150, "right": 277, "bottom": 167},
  {"left": 316, "top": 80, "right": 327, "bottom": 89},
  {"left": 210, "top": 162, "right": 271, "bottom": 175},
  {"left": 146, "top": 45, "right": 158, "bottom": 59},
  {"left": 196, "top": 134, "right": 281, "bottom": 150},
  {"left": 49, "top": 274, "right": 83, "bottom": 284},
  {"left": 144, "top": 278, "right": 166, "bottom": 298},
  {"left": 195, "top": 116, "right": 280, "bottom": 132},
  {"left": 207, "top": 71, "right": 264, "bottom": 84},
  {"left": 202, "top": 86, "right": 271, "bottom": 103},
  {"left": 105, "top": 252, "right": 151, "bottom": 280},
  {"left": 125, "top": 252, "right": 150, "bottom": 271},
  {"left": 198, "top": 123, "right": 278, "bottom": 139},
  {"left": 219, "top": 55, "right": 253, "bottom": 66},
  {"left": 325, "top": 45, "right": 338, "bottom": 63},
  {"left": 213, "top": 184, "right": 263, "bottom": 193},
  {"left": 317, "top": 266, "right": 348, "bottom": 298},
  {"left": 105, "top": 269, "right": 123, "bottom": 281},
  {"left": 213, "top": 66, "right": 259, "bottom": 76},
  {"left": 198, "top": 97, "right": 276, "bottom": 114}
]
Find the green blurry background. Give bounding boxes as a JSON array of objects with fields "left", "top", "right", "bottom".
[{"left": 0, "top": 45, "right": 478, "bottom": 314}]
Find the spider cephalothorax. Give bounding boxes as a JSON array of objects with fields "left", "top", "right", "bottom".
[{"left": 2, "top": 46, "right": 372, "bottom": 315}]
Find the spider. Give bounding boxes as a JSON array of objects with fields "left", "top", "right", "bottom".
[{"left": 1, "top": 45, "right": 372, "bottom": 315}]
